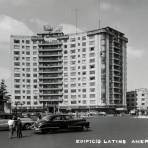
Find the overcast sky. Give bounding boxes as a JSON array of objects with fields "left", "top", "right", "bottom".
[{"left": 0, "top": 0, "right": 147, "bottom": 91}]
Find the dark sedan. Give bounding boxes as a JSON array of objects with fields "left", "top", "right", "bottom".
[{"left": 34, "top": 114, "right": 90, "bottom": 134}]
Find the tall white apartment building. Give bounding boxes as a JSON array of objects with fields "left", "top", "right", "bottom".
[
  {"left": 61, "top": 27, "right": 128, "bottom": 110},
  {"left": 10, "top": 35, "right": 42, "bottom": 110},
  {"left": 10, "top": 26, "right": 128, "bottom": 111}
]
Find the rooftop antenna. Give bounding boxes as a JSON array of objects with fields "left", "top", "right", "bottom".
[
  {"left": 75, "top": 8, "right": 78, "bottom": 34},
  {"left": 98, "top": 0, "right": 101, "bottom": 29}
]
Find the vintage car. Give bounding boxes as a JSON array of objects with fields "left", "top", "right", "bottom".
[
  {"left": 0, "top": 114, "right": 34, "bottom": 130},
  {"left": 34, "top": 114, "right": 90, "bottom": 134}
]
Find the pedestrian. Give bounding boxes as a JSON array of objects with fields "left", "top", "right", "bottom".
[
  {"left": 16, "top": 117, "right": 23, "bottom": 138},
  {"left": 8, "top": 116, "right": 15, "bottom": 139}
]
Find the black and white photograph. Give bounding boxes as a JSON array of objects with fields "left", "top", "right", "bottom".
[{"left": 0, "top": 0, "right": 148, "bottom": 148}]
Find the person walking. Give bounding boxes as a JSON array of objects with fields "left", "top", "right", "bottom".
[
  {"left": 8, "top": 116, "right": 15, "bottom": 139},
  {"left": 16, "top": 117, "right": 23, "bottom": 138}
]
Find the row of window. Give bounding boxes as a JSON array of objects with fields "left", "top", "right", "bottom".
[
  {"left": 63, "top": 70, "right": 95, "bottom": 77},
  {"left": 64, "top": 82, "right": 95, "bottom": 87},
  {"left": 63, "top": 100, "right": 96, "bottom": 105},
  {"left": 64, "top": 88, "right": 95, "bottom": 93}
]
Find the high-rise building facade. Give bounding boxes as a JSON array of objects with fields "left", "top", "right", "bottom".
[
  {"left": 10, "top": 35, "right": 41, "bottom": 110},
  {"left": 61, "top": 27, "right": 128, "bottom": 110},
  {"left": 10, "top": 26, "right": 128, "bottom": 111},
  {"left": 127, "top": 88, "right": 148, "bottom": 112}
]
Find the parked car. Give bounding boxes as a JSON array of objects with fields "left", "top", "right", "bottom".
[
  {"left": 34, "top": 114, "right": 90, "bottom": 134},
  {"left": 0, "top": 114, "right": 34, "bottom": 130},
  {"left": 20, "top": 117, "right": 35, "bottom": 130},
  {"left": 0, "top": 113, "right": 12, "bottom": 131}
]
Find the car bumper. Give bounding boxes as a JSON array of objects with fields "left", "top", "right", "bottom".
[{"left": 34, "top": 127, "right": 42, "bottom": 133}]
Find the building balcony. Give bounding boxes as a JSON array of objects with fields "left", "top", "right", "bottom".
[
  {"left": 39, "top": 64, "right": 63, "bottom": 68},
  {"left": 39, "top": 70, "right": 63, "bottom": 73},
  {"left": 39, "top": 76, "right": 63, "bottom": 79},
  {"left": 39, "top": 93, "right": 63, "bottom": 96},
  {"left": 39, "top": 59, "right": 63, "bottom": 63},
  {"left": 38, "top": 40, "right": 62, "bottom": 46},
  {"left": 39, "top": 80, "right": 62, "bottom": 84},
  {"left": 39, "top": 53, "right": 62, "bottom": 57},
  {"left": 39, "top": 87, "right": 63, "bottom": 90},
  {"left": 39, "top": 97, "right": 63, "bottom": 102},
  {"left": 38, "top": 48, "right": 62, "bottom": 52}
]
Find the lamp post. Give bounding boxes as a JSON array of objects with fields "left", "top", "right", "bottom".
[
  {"left": 15, "top": 102, "right": 19, "bottom": 117},
  {"left": 20, "top": 102, "right": 24, "bottom": 116}
]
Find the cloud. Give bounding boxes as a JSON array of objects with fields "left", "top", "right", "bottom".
[
  {"left": 127, "top": 46, "right": 144, "bottom": 59},
  {"left": 0, "top": 0, "right": 27, "bottom": 6},
  {"left": 59, "top": 23, "right": 83, "bottom": 34},
  {"left": 0, "top": 15, "right": 33, "bottom": 49},
  {"left": 101, "top": 2, "right": 112, "bottom": 11},
  {"left": 0, "top": 67, "right": 10, "bottom": 80},
  {"left": 29, "top": 18, "right": 48, "bottom": 30},
  {"left": 0, "top": 15, "right": 33, "bottom": 81}
]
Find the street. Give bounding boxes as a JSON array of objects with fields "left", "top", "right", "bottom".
[{"left": 1, "top": 116, "right": 148, "bottom": 148}]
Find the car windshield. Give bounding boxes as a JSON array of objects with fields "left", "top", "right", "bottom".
[{"left": 42, "top": 115, "right": 52, "bottom": 121}]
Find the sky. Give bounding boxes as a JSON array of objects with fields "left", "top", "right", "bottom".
[{"left": 0, "top": 0, "right": 147, "bottom": 91}]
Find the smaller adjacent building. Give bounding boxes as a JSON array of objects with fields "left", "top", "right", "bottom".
[{"left": 127, "top": 88, "right": 148, "bottom": 114}]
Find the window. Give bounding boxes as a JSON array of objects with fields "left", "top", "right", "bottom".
[
  {"left": 89, "top": 53, "right": 95, "bottom": 57},
  {"left": 90, "top": 76, "right": 95, "bottom": 80},
  {"left": 26, "top": 46, "right": 30, "bottom": 49},
  {"left": 70, "top": 38, "right": 75, "bottom": 42},
  {"left": 14, "top": 40, "right": 20, "bottom": 44},
  {"left": 71, "top": 101, "right": 76, "bottom": 104},
  {"left": 71, "top": 89, "right": 76, "bottom": 93},
  {"left": 14, "top": 73, "right": 20, "bottom": 77},
  {"left": 82, "top": 36, "right": 86, "bottom": 40},
  {"left": 15, "top": 96, "right": 21, "bottom": 99},
  {"left": 82, "top": 89, "right": 86, "bottom": 92},
  {"left": 70, "top": 72, "right": 76, "bottom": 76},
  {"left": 82, "top": 48, "right": 86, "bottom": 52},
  {"left": 64, "top": 95, "right": 68, "bottom": 99},
  {"left": 90, "top": 100, "right": 96, "bottom": 104},
  {"left": 71, "top": 55, "right": 76, "bottom": 59},
  {"left": 82, "top": 94, "right": 86, "bottom": 98},
  {"left": 26, "top": 40, "right": 30, "bottom": 44},
  {"left": 90, "top": 71, "right": 95, "bottom": 75},
  {"left": 90, "top": 65, "right": 95, "bottom": 69},
  {"left": 90, "top": 47, "right": 95, "bottom": 51},
  {"left": 15, "top": 90, "right": 21, "bottom": 94},
  {"left": 64, "top": 89, "right": 68, "bottom": 93},
  {"left": 33, "top": 74, "right": 37, "bottom": 77},
  {"left": 26, "top": 51, "right": 30, "bottom": 55},
  {"left": 82, "top": 42, "right": 86, "bottom": 46},
  {"left": 14, "top": 51, "right": 20, "bottom": 55},
  {"left": 33, "top": 51, "right": 37, "bottom": 55},
  {"left": 90, "top": 82, "right": 95, "bottom": 86},
  {"left": 14, "top": 62, "right": 20, "bottom": 66},
  {"left": 89, "top": 41, "right": 95, "bottom": 46},
  {"left": 82, "top": 100, "right": 86, "bottom": 104},
  {"left": 27, "top": 96, "right": 31, "bottom": 99},
  {"left": 64, "top": 50, "right": 68, "bottom": 54},
  {"left": 70, "top": 44, "right": 76, "bottom": 48},
  {"left": 64, "top": 45, "right": 67, "bottom": 48},
  {"left": 90, "top": 88, "right": 95, "bottom": 92},
  {"left": 71, "top": 50, "right": 75, "bottom": 54},
  {"left": 26, "top": 57, "right": 30, "bottom": 61},
  {"left": 71, "top": 95, "right": 76, "bottom": 99},
  {"left": 27, "top": 101, "right": 30, "bottom": 105},
  {"left": 82, "top": 66, "right": 86, "bottom": 70},
  {"left": 14, "top": 45, "right": 20, "bottom": 49},
  {"left": 82, "top": 54, "right": 86, "bottom": 58},
  {"left": 90, "top": 94, "right": 95, "bottom": 98},
  {"left": 33, "top": 46, "right": 37, "bottom": 49},
  {"left": 33, "top": 57, "right": 37, "bottom": 61},
  {"left": 90, "top": 58, "right": 95, "bottom": 63}
]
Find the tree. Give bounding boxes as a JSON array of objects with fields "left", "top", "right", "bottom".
[{"left": 0, "top": 79, "right": 10, "bottom": 112}]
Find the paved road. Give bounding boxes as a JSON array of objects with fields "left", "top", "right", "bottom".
[{"left": 1, "top": 116, "right": 148, "bottom": 148}]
